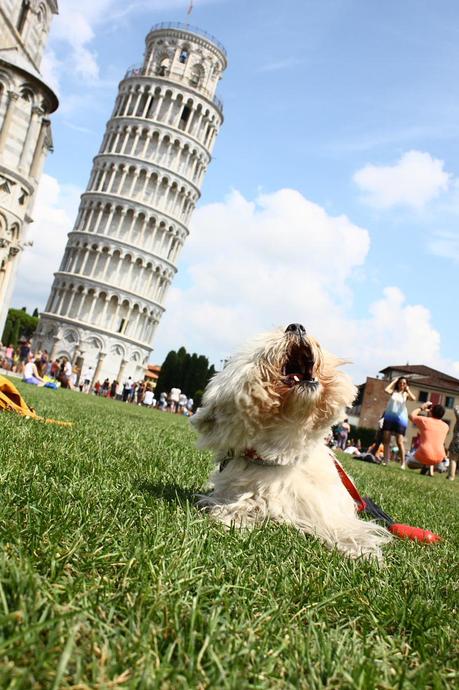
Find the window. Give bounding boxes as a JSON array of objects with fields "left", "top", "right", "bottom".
[
  {"left": 418, "top": 391, "right": 428, "bottom": 402},
  {"left": 157, "top": 57, "right": 170, "bottom": 77},
  {"left": 117, "top": 318, "right": 126, "bottom": 334},
  {"left": 178, "top": 105, "right": 191, "bottom": 130},
  {"left": 17, "top": 1, "right": 29, "bottom": 34},
  {"left": 445, "top": 396, "right": 455, "bottom": 409},
  {"left": 189, "top": 64, "right": 204, "bottom": 88}
]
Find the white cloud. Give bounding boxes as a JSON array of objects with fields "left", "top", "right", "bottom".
[
  {"left": 428, "top": 229, "right": 459, "bottom": 263},
  {"left": 11, "top": 174, "right": 81, "bottom": 313},
  {"left": 40, "top": 48, "right": 61, "bottom": 92},
  {"left": 12, "top": 182, "right": 455, "bottom": 384},
  {"left": 355, "top": 287, "right": 442, "bottom": 372},
  {"left": 45, "top": 0, "right": 226, "bottom": 83},
  {"left": 154, "top": 188, "right": 453, "bottom": 381},
  {"left": 353, "top": 150, "right": 451, "bottom": 209},
  {"left": 47, "top": 0, "right": 109, "bottom": 81}
]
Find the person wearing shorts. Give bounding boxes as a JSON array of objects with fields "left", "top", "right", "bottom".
[
  {"left": 382, "top": 377, "right": 416, "bottom": 469},
  {"left": 407, "top": 402, "right": 449, "bottom": 476}
]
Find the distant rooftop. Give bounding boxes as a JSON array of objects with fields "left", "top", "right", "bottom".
[{"left": 379, "top": 364, "right": 459, "bottom": 393}]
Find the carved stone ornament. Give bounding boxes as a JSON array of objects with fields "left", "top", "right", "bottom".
[{"left": 0, "top": 176, "right": 16, "bottom": 194}]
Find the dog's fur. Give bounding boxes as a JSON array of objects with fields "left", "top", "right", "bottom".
[{"left": 192, "top": 325, "right": 391, "bottom": 559}]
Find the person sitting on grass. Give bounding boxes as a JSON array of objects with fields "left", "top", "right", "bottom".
[
  {"left": 23, "top": 353, "right": 45, "bottom": 387},
  {"left": 359, "top": 441, "right": 384, "bottom": 464},
  {"left": 406, "top": 402, "right": 449, "bottom": 477}
]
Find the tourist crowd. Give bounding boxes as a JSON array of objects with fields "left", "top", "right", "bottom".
[
  {"left": 2, "top": 341, "right": 456, "bottom": 477},
  {"left": 0, "top": 340, "right": 195, "bottom": 414},
  {"left": 332, "top": 374, "right": 458, "bottom": 481},
  {"left": 90, "top": 376, "right": 194, "bottom": 415}
]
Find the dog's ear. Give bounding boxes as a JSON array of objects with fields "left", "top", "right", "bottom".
[{"left": 190, "top": 402, "right": 217, "bottom": 435}]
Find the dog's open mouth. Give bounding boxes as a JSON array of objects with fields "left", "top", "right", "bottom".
[{"left": 283, "top": 344, "right": 318, "bottom": 388}]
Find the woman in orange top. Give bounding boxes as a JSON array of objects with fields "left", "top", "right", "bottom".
[{"left": 407, "top": 402, "right": 449, "bottom": 476}]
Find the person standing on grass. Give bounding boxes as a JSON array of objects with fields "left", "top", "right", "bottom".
[
  {"left": 123, "top": 377, "right": 133, "bottom": 402},
  {"left": 110, "top": 379, "right": 118, "bottom": 398},
  {"left": 129, "top": 381, "right": 138, "bottom": 403},
  {"left": 50, "top": 359, "right": 60, "bottom": 380},
  {"left": 406, "top": 402, "right": 449, "bottom": 476},
  {"left": 58, "top": 357, "right": 73, "bottom": 389},
  {"left": 82, "top": 365, "right": 94, "bottom": 393},
  {"left": 337, "top": 418, "right": 351, "bottom": 449},
  {"left": 382, "top": 377, "right": 416, "bottom": 469},
  {"left": 101, "top": 378, "right": 110, "bottom": 397},
  {"left": 5, "top": 344, "right": 14, "bottom": 369},
  {"left": 447, "top": 405, "right": 459, "bottom": 481},
  {"left": 136, "top": 381, "right": 145, "bottom": 405},
  {"left": 169, "top": 387, "right": 181, "bottom": 413},
  {"left": 18, "top": 339, "right": 31, "bottom": 372}
]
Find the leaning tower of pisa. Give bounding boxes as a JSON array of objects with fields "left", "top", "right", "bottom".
[{"left": 35, "top": 21, "right": 227, "bottom": 384}]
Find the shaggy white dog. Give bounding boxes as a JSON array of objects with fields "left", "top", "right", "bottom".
[{"left": 192, "top": 323, "right": 391, "bottom": 559}]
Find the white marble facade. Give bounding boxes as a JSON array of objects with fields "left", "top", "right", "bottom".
[
  {"left": 0, "top": 0, "right": 59, "bottom": 335},
  {"left": 35, "top": 22, "right": 227, "bottom": 384}
]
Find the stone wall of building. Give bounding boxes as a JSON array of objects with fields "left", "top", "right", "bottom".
[
  {"left": 0, "top": 0, "right": 58, "bottom": 335},
  {"left": 359, "top": 377, "right": 387, "bottom": 429}
]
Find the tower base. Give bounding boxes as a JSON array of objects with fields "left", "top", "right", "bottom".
[{"left": 34, "top": 315, "right": 150, "bottom": 386}]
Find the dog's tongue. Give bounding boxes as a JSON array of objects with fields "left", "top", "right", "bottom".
[{"left": 285, "top": 373, "right": 304, "bottom": 385}]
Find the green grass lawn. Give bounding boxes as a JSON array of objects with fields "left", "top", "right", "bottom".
[{"left": 0, "top": 381, "right": 458, "bottom": 689}]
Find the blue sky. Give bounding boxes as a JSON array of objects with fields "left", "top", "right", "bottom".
[{"left": 13, "top": 0, "right": 459, "bottom": 381}]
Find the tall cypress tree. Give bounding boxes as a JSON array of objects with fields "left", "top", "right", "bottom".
[{"left": 155, "top": 347, "right": 216, "bottom": 399}]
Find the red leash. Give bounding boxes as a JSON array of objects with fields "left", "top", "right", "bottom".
[
  {"left": 242, "top": 447, "right": 441, "bottom": 543},
  {"left": 333, "top": 455, "right": 441, "bottom": 544}
]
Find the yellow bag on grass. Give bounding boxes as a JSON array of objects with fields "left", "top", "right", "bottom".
[{"left": 0, "top": 375, "right": 72, "bottom": 427}]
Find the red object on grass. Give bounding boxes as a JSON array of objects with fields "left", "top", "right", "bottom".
[
  {"left": 332, "top": 456, "right": 442, "bottom": 544},
  {"left": 389, "top": 524, "right": 441, "bottom": 543}
]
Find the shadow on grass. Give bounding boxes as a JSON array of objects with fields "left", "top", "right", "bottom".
[{"left": 134, "top": 480, "right": 203, "bottom": 505}]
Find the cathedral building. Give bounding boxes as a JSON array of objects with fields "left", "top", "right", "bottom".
[
  {"left": 0, "top": 0, "right": 59, "bottom": 335},
  {"left": 34, "top": 22, "right": 227, "bottom": 384}
]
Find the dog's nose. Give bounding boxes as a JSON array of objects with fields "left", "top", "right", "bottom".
[{"left": 285, "top": 323, "right": 306, "bottom": 336}]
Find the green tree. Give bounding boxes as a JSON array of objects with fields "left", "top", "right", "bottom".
[
  {"left": 1, "top": 308, "right": 38, "bottom": 347},
  {"left": 155, "top": 346, "right": 216, "bottom": 400}
]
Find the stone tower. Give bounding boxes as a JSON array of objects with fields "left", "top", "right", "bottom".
[
  {"left": 0, "top": 0, "right": 59, "bottom": 335},
  {"left": 35, "top": 21, "right": 227, "bottom": 384}
]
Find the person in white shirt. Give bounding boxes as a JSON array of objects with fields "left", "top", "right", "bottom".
[
  {"left": 143, "top": 387, "right": 155, "bottom": 407},
  {"left": 169, "top": 387, "right": 181, "bottom": 413},
  {"left": 382, "top": 377, "right": 416, "bottom": 469},
  {"left": 23, "top": 354, "right": 45, "bottom": 386},
  {"left": 123, "top": 377, "right": 133, "bottom": 402},
  {"left": 66, "top": 360, "right": 76, "bottom": 389},
  {"left": 82, "top": 366, "right": 94, "bottom": 393},
  {"left": 178, "top": 392, "right": 188, "bottom": 414}
]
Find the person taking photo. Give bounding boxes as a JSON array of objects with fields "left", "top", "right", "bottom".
[{"left": 407, "top": 402, "right": 449, "bottom": 476}]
